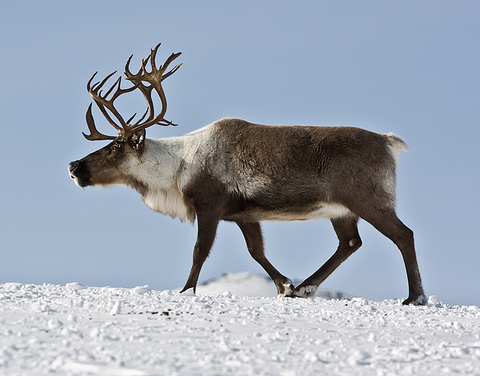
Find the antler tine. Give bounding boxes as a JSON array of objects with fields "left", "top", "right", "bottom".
[
  {"left": 132, "top": 107, "right": 149, "bottom": 126},
  {"left": 88, "top": 71, "right": 116, "bottom": 95},
  {"left": 124, "top": 54, "right": 143, "bottom": 78},
  {"left": 149, "top": 43, "right": 161, "bottom": 67},
  {"left": 161, "top": 59, "right": 182, "bottom": 81},
  {"left": 159, "top": 52, "right": 183, "bottom": 79},
  {"left": 82, "top": 103, "right": 117, "bottom": 141}
]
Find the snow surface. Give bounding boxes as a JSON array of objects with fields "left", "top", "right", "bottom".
[{"left": 1, "top": 273, "right": 480, "bottom": 376}]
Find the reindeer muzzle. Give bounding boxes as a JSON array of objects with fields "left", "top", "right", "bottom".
[{"left": 68, "top": 160, "right": 90, "bottom": 188}]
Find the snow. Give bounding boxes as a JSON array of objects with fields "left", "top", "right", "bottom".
[{"left": 1, "top": 274, "right": 480, "bottom": 375}]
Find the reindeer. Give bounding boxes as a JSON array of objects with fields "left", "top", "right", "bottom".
[{"left": 68, "top": 44, "right": 426, "bottom": 305}]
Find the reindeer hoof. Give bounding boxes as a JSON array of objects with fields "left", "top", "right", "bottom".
[
  {"left": 402, "top": 294, "right": 427, "bottom": 306},
  {"left": 277, "top": 281, "right": 296, "bottom": 298},
  {"left": 179, "top": 284, "right": 196, "bottom": 295}
]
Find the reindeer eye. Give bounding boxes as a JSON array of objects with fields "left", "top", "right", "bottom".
[{"left": 112, "top": 143, "right": 122, "bottom": 151}]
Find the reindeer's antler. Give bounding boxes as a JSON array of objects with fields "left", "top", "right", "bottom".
[{"left": 83, "top": 44, "right": 182, "bottom": 141}]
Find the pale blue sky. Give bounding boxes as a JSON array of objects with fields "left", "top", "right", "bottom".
[{"left": 1, "top": 1, "right": 479, "bottom": 305}]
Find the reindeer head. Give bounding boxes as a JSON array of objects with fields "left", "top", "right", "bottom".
[{"left": 69, "top": 44, "right": 181, "bottom": 188}]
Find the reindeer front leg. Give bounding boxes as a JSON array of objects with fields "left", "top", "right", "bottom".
[
  {"left": 236, "top": 220, "right": 295, "bottom": 297},
  {"left": 180, "top": 214, "right": 220, "bottom": 294}
]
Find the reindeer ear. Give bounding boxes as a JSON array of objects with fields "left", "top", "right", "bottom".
[{"left": 130, "top": 129, "right": 146, "bottom": 150}]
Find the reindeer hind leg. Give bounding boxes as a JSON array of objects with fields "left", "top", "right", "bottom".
[
  {"left": 295, "top": 215, "right": 362, "bottom": 298},
  {"left": 361, "top": 209, "right": 426, "bottom": 305}
]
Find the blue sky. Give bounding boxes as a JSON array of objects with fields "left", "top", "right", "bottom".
[{"left": 1, "top": 1, "right": 479, "bottom": 305}]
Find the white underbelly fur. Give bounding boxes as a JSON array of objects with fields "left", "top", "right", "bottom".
[{"left": 259, "top": 202, "right": 353, "bottom": 222}]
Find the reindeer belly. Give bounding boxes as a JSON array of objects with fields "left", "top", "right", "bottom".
[
  {"left": 224, "top": 201, "right": 352, "bottom": 222},
  {"left": 263, "top": 202, "right": 352, "bottom": 221}
]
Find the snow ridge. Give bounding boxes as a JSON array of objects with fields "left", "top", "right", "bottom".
[{"left": 1, "top": 274, "right": 480, "bottom": 375}]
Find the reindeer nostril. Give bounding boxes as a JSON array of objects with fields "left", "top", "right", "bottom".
[{"left": 69, "top": 161, "right": 80, "bottom": 174}]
